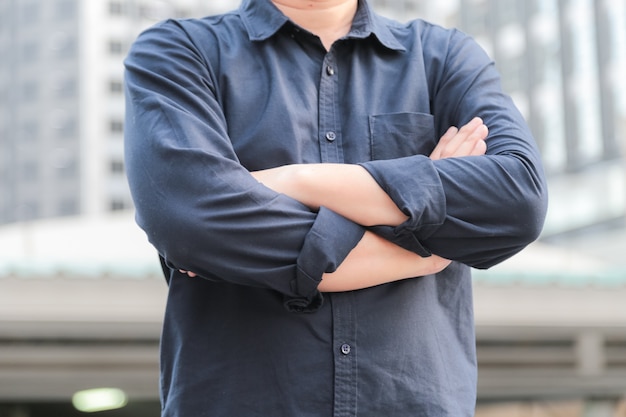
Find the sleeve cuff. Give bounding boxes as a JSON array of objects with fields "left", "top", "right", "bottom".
[
  {"left": 359, "top": 155, "right": 446, "bottom": 239},
  {"left": 367, "top": 225, "right": 432, "bottom": 257},
  {"left": 285, "top": 207, "right": 365, "bottom": 313}
]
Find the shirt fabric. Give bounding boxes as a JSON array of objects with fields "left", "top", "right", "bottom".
[{"left": 123, "top": 0, "right": 548, "bottom": 416}]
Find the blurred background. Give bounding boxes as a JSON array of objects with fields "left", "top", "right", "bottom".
[{"left": 0, "top": 0, "right": 625, "bottom": 416}]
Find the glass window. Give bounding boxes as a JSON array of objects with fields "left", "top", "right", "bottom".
[
  {"left": 110, "top": 160, "right": 125, "bottom": 174},
  {"left": 17, "top": 202, "right": 39, "bottom": 221},
  {"left": 21, "top": 121, "right": 39, "bottom": 142},
  {"left": 21, "top": 81, "right": 39, "bottom": 101},
  {"left": 55, "top": 117, "right": 77, "bottom": 140},
  {"left": 21, "top": 160, "right": 39, "bottom": 181},
  {"left": 109, "top": 80, "right": 123, "bottom": 94},
  {"left": 57, "top": 78, "right": 77, "bottom": 98},
  {"left": 566, "top": 0, "right": 603, "bottom": 168},
  {"left": 58, "top": 198, "right": 78, "bottom": 216},
  {"left": 57, "top": 0, "right": 77, "bottom": 19},
  {"left": 109, "top": 1, "right": 125, "bottom": 16},
  {"left": 110, "top": 199, "right": 126, "bottom": 211},
  {"left": 497, "top": 0, "right": 524, "bottom": 25},
  {"left": 110, "top": 120, "right": 124, "bottom": 133},
  {"left": 57, "top": 161, "right": 77, "bottom": 179},
  {"left": 109, "top": 40, "right": 124, "bottom": 55},
  {"left": 21, "top": 3, "right": 39, "bottom": 26},
  {"left": 53, "top": 33, "right": 77, "bottom": 59},
  {"left": 22, "top": 42, "right": 39, "bottom": 63}
]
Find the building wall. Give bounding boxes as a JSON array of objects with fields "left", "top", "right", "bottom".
[
  {"left": 2, "top": 0, "right": 625, "bottom": 229},
  {"left": 0, "top": 0, "right": 235, "bottom": 225},
  {"left": 0, "top": 0, "right": 82, "bottom": 223}
]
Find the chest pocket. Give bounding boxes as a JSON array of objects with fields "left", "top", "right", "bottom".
[{"left": 369, "top": 112, "right": 436, "bottom": 161}]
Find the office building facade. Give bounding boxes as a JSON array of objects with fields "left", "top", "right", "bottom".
[{"left": 0, "top": 0, "right": 232, "bottom": 225}]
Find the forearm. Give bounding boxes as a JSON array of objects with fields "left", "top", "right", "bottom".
[
  {"left": 251, "top": 118, "right": 488, "bottom": 228},
  {"left": 318, "top": 231, "right": 449, "bottom": 292},
  {"left": 252, "top": 163, "right": 408, "bottom": 227},
  {"left": 182, "top": 230, "right": 450, "bottom": 292}
]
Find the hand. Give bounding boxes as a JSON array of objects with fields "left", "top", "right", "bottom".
[
  {"left": 429, "top": 117, "right": 488, "bottom": 160},
  {"left": 179, "top": 269, "right": 197, "bottom": 277}
]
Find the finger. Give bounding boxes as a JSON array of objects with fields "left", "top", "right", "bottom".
[
  {"left": 439, "top": 126, "right": 459, "bottom": 144},
  {"left": 459, "top": 124, "right": 488, "bottom": 155},
  {"left": 438, "top": 118, "right": 483, "bottom": 158},
  {"left": 471, "top": 139, "right": 487, "bottom": 156},
  {"left": 445, "top": 119, "right": 488, "bottom": 158},
  {"left": 460, "top": 117, "right": 484, "bottom": 132},
  {"left": 431, "top": 126, "right": 458, "bottom": 159},
  {"left": 468, "top": 122, "right": 488, "bottom": 142}
]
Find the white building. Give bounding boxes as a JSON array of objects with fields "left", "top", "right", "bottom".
[{"left": 0, "top": 0, "right": 234, "bottom": 225}]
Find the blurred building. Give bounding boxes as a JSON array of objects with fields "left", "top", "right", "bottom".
[
  {"left": 0, "top": 0, "right": 233, "bottom": 225},
  {"left": 1, "top": 0, "right": 626, "bottom": 416},
  {"left": 373, "top": 0, "right": 626, "bottom": 253}
]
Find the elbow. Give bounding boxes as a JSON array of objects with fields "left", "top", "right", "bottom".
[
  {"left": 136, "top": 203, "right": 199, "bottom": 269},
  {"left": 128, "top": 180, "right": 196, "bottom": 270},
  {"left": 470, "top": 173, "right": 548, "bottom": 270},
  {"left": 515, "top": 169, "right": 549, "bottom": 247},
  {"left": 492, "top": 151, "right": 549, "bottom": 249}
]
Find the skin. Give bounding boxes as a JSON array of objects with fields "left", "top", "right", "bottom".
[
  {"left": 180, "top": 0, "right": 490, "bottom": 292},
  {"left": 271, "top": 0, "right": 358, "bottom": 50}
]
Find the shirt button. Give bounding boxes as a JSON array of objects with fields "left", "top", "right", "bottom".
[
  {"left": 340, "top": 344, "right": 351, "bottom": 355},
  {"left": 326, "top": 65, "right": 335, "bottom": 76},
  {"left": 325, "top": 131, "right": 336, "bottom": 142}
]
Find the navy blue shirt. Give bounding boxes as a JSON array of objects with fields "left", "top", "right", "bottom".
[{"left": 124, "top": 0, "right": 548, "bottom": 416}]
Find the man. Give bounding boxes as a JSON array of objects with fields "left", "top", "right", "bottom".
[{"left": 124, "top": 0, "right": 548, "bottom": 415}]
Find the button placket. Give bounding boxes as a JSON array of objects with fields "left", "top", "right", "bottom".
[
  {"left": 318, "top": 52, "right": 343, "bottom": 163},
  {"left": 330, "top": 292, "right": 357, "bottom": 416}
]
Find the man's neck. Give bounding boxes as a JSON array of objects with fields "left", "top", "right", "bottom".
[{"left": 271, "top": 0, "right": 358, "bottom": 50}]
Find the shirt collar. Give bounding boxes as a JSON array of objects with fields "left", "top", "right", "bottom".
[{"left": 239, "top": 0, "right": 406, "bottom": 52}]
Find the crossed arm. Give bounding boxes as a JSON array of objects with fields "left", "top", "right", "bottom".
[{"left": 182, "top": 117, "right": 488, "bottom": 292}]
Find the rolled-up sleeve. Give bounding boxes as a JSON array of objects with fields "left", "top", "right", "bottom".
[
  {"left": 360, "top": 29, "right": 548, "bottom": 269},
  {"left": 124, "top": 20, "right": 364, "bottom": 307}
]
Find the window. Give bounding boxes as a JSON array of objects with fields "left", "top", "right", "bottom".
[
  {"left": 109, "top": 80, "right": 123, "bottom": 94},
  {"left": 58, "top": 198, "right": 78, "bottom": 216},
  {"left": 110, "top": 160, "right": 125, "bottom": 174},
  {"left": 56, "top": 154, "right": 78, "bottom": 178},
  {"left": 497, "top": 0, "right": 523, "bottom": 26},
  {"left": 22, "top": 42, "right": 39, "bottom": 63},
  {"left": 56, "top": 0, "right": 77, "bottom": 19},
  {"left": 55, "top": 117, "right": 77, "bottom": 140},
  {"left": 21, "top": 121, "right": 39, "bottom": 142},
  {"left": 110, "top": 199, "right": 126, "bottom": 211},
  {"left": 56, "top": 78, "right": 77, "bottom": 98},
  {"left": 21, "top": 81, "right": 39, "bottom": 101},
  {"left": 21, "top": 3, "right": 39, "bottom": 26},
  {"left": 109, "top": 40, "right": 123, "bottom": 55},
  {"left": 21, "top": 160, "right": 39, "bottom": 181},
  {"left": 17, "top": 202, "right": 39, "bottom": 221},
  {"left": 109, "top": 1, "right": 125, "bottom": 16},
  {"left": 110, "top": 120, "right": 124, "bottom": 133},
  {"left": 54, "top": 34, "right": 77, "bottom": 59}
]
